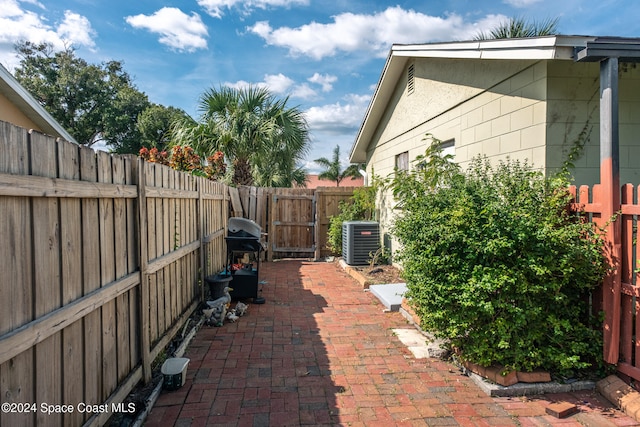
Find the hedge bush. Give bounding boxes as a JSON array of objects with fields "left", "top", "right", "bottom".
[{"left": 389, "top": 142, "right": 607, "bottom": 375}]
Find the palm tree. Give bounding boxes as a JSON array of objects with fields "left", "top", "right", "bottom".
[
  {"left": 314, "top": 145, "right": 364, "bottom": 187},
  {"left": 251, "top": 97, "right": 309, "bottom": 187},
  {"left": 172, "top": 86, "right": 309, "bottom": 186},
  {"left": 474, "top": 17, "right": 559, "bottom": 40}
]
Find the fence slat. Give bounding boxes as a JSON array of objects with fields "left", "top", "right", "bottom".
[
  {"left": 29, "top": 133, "right": 63, "bottom": 427},
  {"left": 146, "top": 163, "right": 158, "bottom": 345},
  {"left": 113, "top": 156, "right": 132, "bottom": 384},
  {"left": 137, "top": 157, "right": 152, "bottom": 384},
  {"left": 79, "top": 144, "right": 101, "bottom": 421},
  {"left": 58, "top": 139, "right": 84, "bottom": 427},
  {"left": 0, "top": 124, "right": 32, "bottom": 336},
  {"left": 0, "top": 124, "right": 34, "bottom": 427},
  {"left": 97, "top": 150, "right": 118, "bottom": 400},
  {"left": 0, "top": 351, "right": 35, "bottom": 426},
  {"left": 126, "top": 156, "right": 140, "bottom": 372}
]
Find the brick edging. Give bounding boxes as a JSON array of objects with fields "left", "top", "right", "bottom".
[
  {"left": 401, "top": 297, "right": 552, "bottom": 387},
  {"left": 597, "top": 375, "right": 640, "bottom": 421},
  {"left": 338, "top": 259, "right": 372, "bottom": 288}
]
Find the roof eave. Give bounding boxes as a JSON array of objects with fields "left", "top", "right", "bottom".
[
  {"left": 349, "top": 35, "right": 619, "bottom": 165},
  {"left": 574, "top": 37, "right": 640, "bottom": 62},
  {"left": 349, "top": 49, "right": 404, "bottom": 164},
  {"left": 0, "top": 64, "right": 77, "bottom": 144}
]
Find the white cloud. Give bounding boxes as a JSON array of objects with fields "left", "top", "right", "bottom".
[
  {"left": 125, "top": 7, "right": 208, "bottom": 52},
  {"left": 197, "top": 0, "right": 309, "bottom": 18},
  {"left": 503, "top": 0, "right": 543, "bottom": 7},
  {"left": 21, "top": 0, "right": 45, "bottom": 8},
  {"left": 58, "top": 11, "right": 96, "bottom": 49},
  {"left": 0, "top": 0, "right": 96, "bottom": 68},
  {"left": 305, "top": 93, "right": 371, "bottom": 135},
  {"left": 308, "top": 73, "right": 337, "bottom": 92},
  {"left": 303, "top": 93, "right": 372, "bottom": 171},
  {"left": 224, "top": 79, "right": 253, "bottom": 90},
  {"left": 248, "top": 6, "right": 509, "bottom": 60},
  {"left": 263, "top": 73, "right": 295, "bottom": 93},
  {"left": 224, "top": 73, "right": 319, "bottom": 100},
  {"left": 290, "top": 83, "right": 316, "bottom": 100}
]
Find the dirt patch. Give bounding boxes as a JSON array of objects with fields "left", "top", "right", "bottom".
[
  {"left": 358, "top": 264, "right": 404, "bottom": 284},
  {"left": 337, "top": 259, "right": 404, "bottom": 285}
]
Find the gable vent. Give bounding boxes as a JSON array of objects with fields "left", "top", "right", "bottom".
[{"left": 407, "top": 64, "right": 415, "bottom": 95}]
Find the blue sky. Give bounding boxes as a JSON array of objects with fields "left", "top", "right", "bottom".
[{"left": 1, "top": 0, "right": 638, "bottom": 173}]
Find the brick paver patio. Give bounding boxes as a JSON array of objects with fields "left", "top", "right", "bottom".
[{"left": 145, "top": 259, "right": 639, "bottom": 426}]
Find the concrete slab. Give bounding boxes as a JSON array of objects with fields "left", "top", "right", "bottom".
[
  {"left": 369, "top": 283, "right": 407, "bottom": 311},
  {"left": 393, "top": 328, "right": 430, "bottom": 359}
]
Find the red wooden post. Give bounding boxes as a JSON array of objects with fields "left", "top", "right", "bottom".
[{"left": 600, "top": 57, "right": 621, "bottom": 365}]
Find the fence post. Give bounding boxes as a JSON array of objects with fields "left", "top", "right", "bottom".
[
  {"left": 314, "top": 189, "right": 321, "bottom": 261},
  {"left": 136, "top": 157, "right": 152, "bottom": 384},
  {"left": 600, "top": 57, "right": 622, "bottom": 364},
  {"left": 268, "top": 191, "right": 276, "bottom": 262}
]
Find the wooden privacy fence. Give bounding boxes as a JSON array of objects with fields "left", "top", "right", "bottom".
[
  {"left": 570, "top": 183, "right": 640, "bottom": 383},
  {"left": 235, "top": 185, "right": 357, "bottom": 260},
  {"left": 0, "top": 121, "right": 228, "bottom": 427}
]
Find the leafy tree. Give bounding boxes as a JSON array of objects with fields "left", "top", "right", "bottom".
[
  {"left": 130, "top": 104, "right": 189, "bottom": 154},
  {"left": 314, "top": 145, "right": 364, "bottom": 186},
  {"left": 13, "top": 41, "right": 150, "bottom": 150},
  {"left": 103, "top": 84, "right": 149, "bottom": 153},
  {"left": 172, "top": 85, "right": 309, "bottom": 187},
  {"left": 389, "top": 138, "right": 607, "bottom": 375},
  {"left": 474, "top": 17, "right": 559, "bottom": 40}
]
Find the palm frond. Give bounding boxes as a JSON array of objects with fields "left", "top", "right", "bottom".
[
  {"left": 474, "top": 17, "right": 559, "bottom": 40},
  {"left": 171, "top": 84, "right": 310, "bottom": 186}
]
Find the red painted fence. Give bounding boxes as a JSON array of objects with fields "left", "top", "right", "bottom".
[{"left": 570, "top": 184, "right": 640, "bottom": 382}]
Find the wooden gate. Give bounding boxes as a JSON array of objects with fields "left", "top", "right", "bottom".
[
  {"left": 234, "top": 186, "right": 358, "bottom": 261},
  {"left": 570, "top": 183, "right": 640, "bottom": 383},
  {"left": 268, "top": 189, "right": 315, "bottom": 260}
]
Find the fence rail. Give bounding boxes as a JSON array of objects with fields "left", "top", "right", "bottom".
[{"left": 0, "top": 121, "right": 228, "bottom": 427}]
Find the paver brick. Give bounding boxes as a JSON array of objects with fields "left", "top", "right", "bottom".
[
  {"left": 545, "top": 401, "right": 579, "bottom": 418},
  {"left": 145, "top": 260, "right": 639, "bottom": 427}
]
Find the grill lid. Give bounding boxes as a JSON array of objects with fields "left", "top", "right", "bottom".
[{"left": 228, "top": 217, "right": 261, "bottom": 239}]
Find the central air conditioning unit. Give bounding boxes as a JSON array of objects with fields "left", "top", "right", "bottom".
[{"left": 342, "top": 221, "right": 380, "bottom": 266}]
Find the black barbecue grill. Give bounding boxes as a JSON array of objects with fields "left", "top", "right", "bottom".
[
  {"left": 222, "top": 217, "right": 265, "bottom": 303},
  {"left": 225, "top": 217, "right": 264, "bottom": 253}
]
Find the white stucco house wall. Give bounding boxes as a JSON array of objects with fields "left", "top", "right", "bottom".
[{"left": 350, "top": 35, "right": 640, "bottom": 253}]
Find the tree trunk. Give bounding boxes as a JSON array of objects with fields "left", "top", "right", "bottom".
[{"left": 232, "top": 158, "right": 253, "bottom": 186}]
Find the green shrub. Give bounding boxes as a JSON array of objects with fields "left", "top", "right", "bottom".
[
  {"left": 389, "top": 142, "right": 607, "bottom": 375},
  {"left": 326, "top": 181, "right": 378, "bottom": 255}
]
